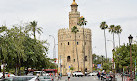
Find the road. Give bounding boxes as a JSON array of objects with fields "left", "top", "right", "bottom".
[
  {"left": 55, "top": 76, "right": 100, "bottom": 81},
  {"left": 55, "top": 75, "right": 122, "bottom": 81}
]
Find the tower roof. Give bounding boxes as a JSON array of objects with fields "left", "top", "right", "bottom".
[{"left": 71, "top": 0, "right": 77, "bottom": 6}]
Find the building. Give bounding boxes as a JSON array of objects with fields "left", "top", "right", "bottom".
[{"left": 58, "top": 0, "right": 92, "bottom": 75}]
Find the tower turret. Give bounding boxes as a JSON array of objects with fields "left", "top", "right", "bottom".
[{"left": 69, "top": 0, "right": 80, "bottom": 29}]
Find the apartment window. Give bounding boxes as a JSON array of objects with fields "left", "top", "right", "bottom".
[
  {"left": 67, "top": 56, "right": 71, "bottom": 62},
  {"left": 68, "top": 42, "right": 69, "bottom": 45}
]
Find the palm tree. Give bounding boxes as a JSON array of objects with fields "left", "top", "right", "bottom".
[
  {"left": 71, "top": 26, "right": 79, "bottom": 71},
  {"left": 100, "top": 22, "right": 108, "bottom": 62},
  {"left": 28, "top": 21, "right": 43, "bottom": 39},
  {"left": 115, "top": 25, "right": 122, "bottom": 47},
  {"left": 77, "top": 16, "right": 87, "bottom": 74},
  {"left": 108, "top": 25, "right": 116, "bottom": 49}
]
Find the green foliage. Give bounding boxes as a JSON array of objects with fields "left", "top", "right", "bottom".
[
  {"left": 77, "top": 16, "right": 87, "bottom": 26},
  {"left": 70, "top": 67, "right": 74, "bottom": 71},
  {"left": 0, "top": 21, "right": 56, "bottom": 75},
  {"left": 114, "top": 43, "right": 137, "bottom": 72},
  {"left": 71, "top": 26, "right": 79, "bottom": 34},
  {"left": 103, "top": 63, "right": 112, "bottom": 71},
  {"left": 100, "top": 22, "right": 108, "bottom": 30}
]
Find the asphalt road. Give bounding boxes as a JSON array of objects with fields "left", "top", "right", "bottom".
[
  {"left": 55, "top": 75, "right": 123, "bottom": 81},
  {"left": 55, "top": 76, "right": 103, "bottom": 81}
]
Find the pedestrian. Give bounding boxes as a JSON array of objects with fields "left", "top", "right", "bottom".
[
  {"left": 58, "top": 73, "right": 61, "bottom": 80},
  {"left": 97, "top": 71, "right": 100, "bottom": 79},
  {"left": 67, "top": 72, "right": 71, "bottom": 81}
]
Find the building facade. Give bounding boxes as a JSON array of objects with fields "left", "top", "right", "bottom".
[{"left": 58, "top": 0, "right": 92, "bottom": 75}]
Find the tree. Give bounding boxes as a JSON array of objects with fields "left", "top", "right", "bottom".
[
  {"left": 71, "top": 26, "right": 79, "bottom": 71},
  {"left": 0, "top": 25, "right": 7, "bottom": 33},
  {"left": 108, "top": 25, "right": 116, "bottom": 49},
  {"left": 77, "top": 16, "right": 87, "bottom": 74},
  {"left": 0, "top": 22, "right": 55, "bottom": 76},
  {"left": 115, "top": 25, "right": 122, "bottom": 47},
  {"left": 27, "top": 21, "right": 43, "bottom": 39},
  {"left": 100, "top": 22, "right": 108, "bottom": 62},
  {"left": 114, "top": 43, "right": 137, "bottom": 73}
]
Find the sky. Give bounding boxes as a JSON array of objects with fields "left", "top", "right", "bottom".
[{"left": 0, "top": 0, "right": 137, "bottom": 59}]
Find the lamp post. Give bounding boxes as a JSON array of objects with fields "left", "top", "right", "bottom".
[
  {"left": 128, "top": 34, "right": 133, "bottom": 81},
  {"left": 49, "top": 35, "right": 56, "bottom": 59}
]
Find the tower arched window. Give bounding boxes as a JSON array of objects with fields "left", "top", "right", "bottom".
[
  {"left": 67, "top": 56, "right": 71, "bottom": 62},
  {"left": 77, "top": 42, "right": 79, "bottom": 45},
  {"left": 85, "top": 56, "right": 87, "bottom": 61},
  {"left": 68, "top": 42, "right": 70, "bottom": 45}
]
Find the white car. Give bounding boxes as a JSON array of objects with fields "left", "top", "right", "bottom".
[
  {"left": 88, "top": 72, "right": 97, "bottom": 76},
  {"left": 72, "top": 71, "right": 84, "bottom": 77},
  {"left": 12, "top": 76, "right": 37, "bottom": 81}
]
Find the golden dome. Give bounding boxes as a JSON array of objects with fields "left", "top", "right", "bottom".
[{"left": 71, "top": 0, "right": 77, "bottom": 5}]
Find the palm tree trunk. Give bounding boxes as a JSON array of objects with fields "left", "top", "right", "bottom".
[
  {"left": 113, "top": 33, "right": 115, "bottom": 49},
  {"left": 118, "top": 33, "right": 120, "bottom": 47},
  {"left": 104, "top": 30, "right": 107, "bottom": 62},
  {"left": 83, "top": 27, "right": 85, "bottom": 74},
  {"left": 75, "top": 33, "right": 79, "bottom": 71},
  {"left": 3, "top": 63, "right": 5, "bottom": 78},
  {"left": 34, "top": 30, "right": 36, "bottom": 39}
]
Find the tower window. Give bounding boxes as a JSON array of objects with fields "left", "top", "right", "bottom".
[
  {"left": 85, "top": 56, "right": 87, "bottom": 61},
  {"left": 67, "top": 56, "right": 71, "bottom": 62},
  {"left": 74, "top": 59, "right": 75, "bottom": 62},
  {"left": 61, "top": 43, "right": 62, "bottom": 45},
  {"left": 77, "top": 42, "right": 78, "bottom": 45},
  {"left": 68, "top": 42, "right": 69, "bottom": 45}
]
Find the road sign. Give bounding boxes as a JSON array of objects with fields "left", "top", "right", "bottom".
[
  {"left": 69, "top": 66, "right": 71, "bottom": 68},
  {"left": 97, "top": 64, "right": 101, "bottom": 69}
]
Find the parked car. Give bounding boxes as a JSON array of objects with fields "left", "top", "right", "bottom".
[
  {"left": 12, "top": 76, "right": 37, "bottom": 81},
  {"left": 37, "top": 76, "right": 53, "bottom": 81},
  {"left": 88, "top": 72, "right": 97, "bottom": 76},
  {"left": 72, "top": 71, "right": 84, "bottom": 77}
]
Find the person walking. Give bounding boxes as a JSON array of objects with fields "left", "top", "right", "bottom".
[
  {"left": 97, "top": 71, "right": 101, "bottom": 79},
  {"left": 58, "top": 73, "right": 61, "bottom": 80},
  {"left": 67, "top": 72, "right": 71, "bottom": 81}
]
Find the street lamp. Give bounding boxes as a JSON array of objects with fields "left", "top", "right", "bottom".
[
  {"left": 128, "top": 34, "right": 133, "bottom": 81},
  {"left": 49, "top": 35, "right": 56, "bottom": 59}
]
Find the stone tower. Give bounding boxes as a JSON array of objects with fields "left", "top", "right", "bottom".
[{"left": 58, "top": 0, "right": 92, "bottom": 75}]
